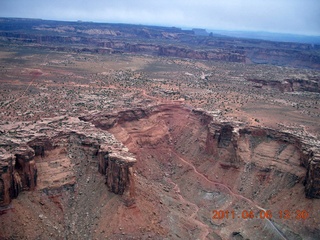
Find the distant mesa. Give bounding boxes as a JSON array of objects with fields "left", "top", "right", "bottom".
[
  {"left": 192, "top": 28, "right": 209, "bottom": 36},
  {"left": 0, "top": 17, "right": 319, "bottom": 68}
]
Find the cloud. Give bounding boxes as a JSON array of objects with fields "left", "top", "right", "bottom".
[{"left": 0, "top": 0, "right": 319, "bottom": 35}]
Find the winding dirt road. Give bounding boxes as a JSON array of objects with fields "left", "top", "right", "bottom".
[
  {"left": 169, "top": 149, "right": 287, "bottom": 240},
  {"left": 167, "top": 177, "right": 210, "bottom": 239}
]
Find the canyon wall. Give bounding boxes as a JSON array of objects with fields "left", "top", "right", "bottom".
[
  {"left": 0, "top": 145, "right": 38, "bottom": 207},
  {"left": 0, "top": 117, "right": 136, "bottom": 207},
  {"left": 247, "top": 78, "right": 320, "bottom": 93},
  {"left": 1, "top": 18, "right": 319, "bottom": 68},
  {"left": 1, "top": 104, "right": 319, "bottom": 239},
  {"left": 197, "top": 108, "right": 320, "bottom": 199},
  {"left": 0, "top": 150, "right": 22, "bottom": 206},
  {"left": 305, "top": 152, "right": 320, "bottom": 198},
  {"left": 83, "top": 104, "right": 320, "bottom": 199}
]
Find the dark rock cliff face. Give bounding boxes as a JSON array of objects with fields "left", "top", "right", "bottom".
[
  {"left": 158, "top": 45, "right": 245, "bottom": 62},
  {"left": 0, "top": 137, "right": 55, "bottom": 204},
  {"left": 305, "top": 153, "right": 320, "bottom": 198},
  {"left": 13, "top": 145, "right": 37, "bottom": 191},
  {"left": 247, "top": 78, "right": 320, "bottom": 93},
  {"left": 72, "top": 134, "right": 136, "bottom": 206},
  {"left": 28, "top": 137, "right": 53, "bottom": 157},
  {"left": 0, "top": 149, "right": 22, "bottom": 206},
  {"left": 0, "top": 118, "right": 137, "bottom": 207},
  {"left": 79, "top": 108, "right": 149, "bottom": 130},
  {"left": 83, "top": 104, "right": 320, "bottom": 199},
  {"left": 0, "top": 145, "right": 38, "bottom": 206},
  {"left": 205, "top": 118, "right": 320, "bottom": 199},
  {"left": 97, "top": 146, "right": 135, "bottom": 203},
  {"left": 217, "top": 125, "right": 234, "bottom": 148},
  {"left": 106, "top": 152, "right": 136, "bottom": 206}
]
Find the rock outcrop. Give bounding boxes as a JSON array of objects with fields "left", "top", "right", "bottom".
[
  {"left": 1, "top": 18, "right": 319, "bottom": 68},
  {"left": 78, "top": 103, "right": 320, "bottom": 239},
  {"left": 247, "top": 78, "right": 320, "bottom": 93},
  {"left": 96, "top": 144, "right": 136, "bottom": 206},
  {"left": 97, "top": 148, "right": 135, "bottom": 196},
  {"left": 82, "top": 104, "right": 320, "bottom": 199},
  {"left": 0, "top": 116, "right": 136, "bottom": 207},
  {"left": 0, "top": 145, "right": 38, "bottom": 207},
  {"left": 199, "top": 109, "right": 320, "bottom": 199},
  {"left": 13, "top": 145, "right": 37, "bottom": 191},
  {"left": 0, "top": 149, "right": 22, "bottom": 206},
  {"left": 305, "top": 152, "right": 320, "bottom": 198},
  {"left": 1, "top": 104, "right": 319, "bottom": 239}
]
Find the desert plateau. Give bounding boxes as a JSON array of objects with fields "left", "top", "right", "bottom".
[{"left": 0, "top": 18, "right": 320, "bottom": 239}]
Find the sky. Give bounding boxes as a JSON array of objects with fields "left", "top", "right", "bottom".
[{"left": 1, "top": 0, "right": 320, "bottom": 36}]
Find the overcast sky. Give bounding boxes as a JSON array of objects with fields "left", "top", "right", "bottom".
[{"left": 1, "top": 0, "right": 319, "bottom": 36}]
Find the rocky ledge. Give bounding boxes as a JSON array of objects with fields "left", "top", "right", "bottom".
[
  {"left": 81, "top": 103, "right": 320, "bottom": 199},
  {"left": 1, "top": 103, "right": 319, "bottom": 211},
  {"left": 0, "top": 116, "right": 136, "bottom": 207}
]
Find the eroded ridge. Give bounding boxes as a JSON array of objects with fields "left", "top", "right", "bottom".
[
  {"left": 82, "top": 103, "right": 320, "bottom": 239},
  {"left": 82, "top": 103, "right": 320, "bottom": 199},
  {"left": 0, "top": 116, "right": 136, "bottom": 208},
  {"left": 1, "top": 103, "right": 319, "bottom": 239}
]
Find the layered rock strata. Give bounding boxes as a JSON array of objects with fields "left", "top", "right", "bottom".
[
  {"left": 0, "top": 145, "right": 38, "bottom": 207},
  {"left": 0, "top": 149, "right": 22, "bottom": 206},
  {"left": 1, "top": 18, "right": 319, "bottom": 68},
  {"left": 305, "top": 152, "right": 320, "bottom": 198},
  {"left": 82, "top": 103, "right": 320, "bottom": 199},
  {"left": 196, "top": 108, "right": 320, "bottom": 199},
  {"left": 247, "top": 78, "right": 320, "bottom": 93},
  {"left": 13, "top": 145, "right": 37, "bottom": 191},
  {"left": 1, "top": 103, "right": 319, "bottom": 213},
  {"left": 0, "top": 116, "right": 136, "bottom": 207}
]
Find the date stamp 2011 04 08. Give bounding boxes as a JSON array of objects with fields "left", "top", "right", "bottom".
[{"left": 212, "top": 209, "right": 309, "bottom": 220}]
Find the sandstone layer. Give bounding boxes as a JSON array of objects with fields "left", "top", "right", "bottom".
[
  {"left": 1, "top": 18, "right": 319, "bottom": 68},
  {"left": 82, "top": 103, "right": 320, "bottom": 200},
  {"left": 1, "top": 104, "right": 320, "bottom": 239},
  {"left": 0, "top": 116, "right": 136, "bottom": 208},
  {"left": 247, "top": 78, "right": 320, "bottom": 93},
  {"left": 81, "top": 103, "right": 320, "bottom": 239}
]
